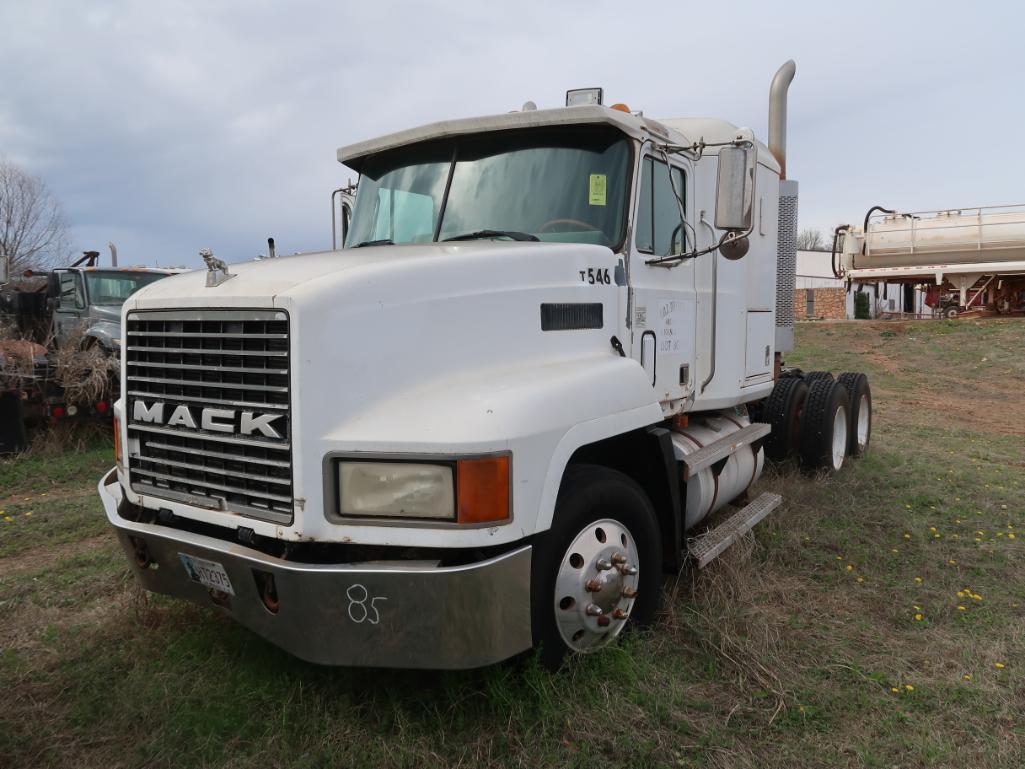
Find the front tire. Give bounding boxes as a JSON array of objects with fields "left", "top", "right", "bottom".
[{"left": 531, "top": 464, "right": 661, "bottom": 669}]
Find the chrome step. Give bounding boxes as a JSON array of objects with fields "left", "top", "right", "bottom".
[
  {"left": 687, "top": 491, "right": 783, "bottom": 568},
  {"left": 679, "top": 422, "right": 770, "bottom": 480}
]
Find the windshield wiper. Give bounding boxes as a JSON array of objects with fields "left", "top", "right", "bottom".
[
  {"left": 352, "top": 239, "right": 394, "bottom": 248},
  {"left": 443, "top": 229, "right": 539, "bottom": 242}
]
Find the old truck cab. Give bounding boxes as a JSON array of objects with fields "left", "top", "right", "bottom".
[{"left": 98, "top": 62, "right": 866, "bottom": 669}]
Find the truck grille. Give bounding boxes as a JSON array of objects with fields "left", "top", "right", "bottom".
[{"left": 124, "top": 309, "right": 293, "bottom": 524}]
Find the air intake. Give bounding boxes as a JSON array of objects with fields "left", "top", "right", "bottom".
[{"left": 775, "top": 180, "right": 799, "bottom": 353}]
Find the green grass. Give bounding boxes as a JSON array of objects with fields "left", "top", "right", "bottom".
[
  {"left": 1, "top": 319, "right": 1024, "bottom": 768},
  {"left": 0, "top": 441, "right": 113, "bottom": 558}
]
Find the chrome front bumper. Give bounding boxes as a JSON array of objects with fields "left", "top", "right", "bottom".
[{"left": 98, "top": 470, "right": 533, "bottom": 669}]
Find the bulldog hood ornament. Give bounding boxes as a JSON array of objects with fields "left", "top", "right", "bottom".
[{"left": 200, "top": 248, "right": 235, "bottom": 287}]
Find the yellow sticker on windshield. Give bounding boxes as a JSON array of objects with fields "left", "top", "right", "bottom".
[{"left": 589, "top": 174, "right": 607, "bottom": 206}]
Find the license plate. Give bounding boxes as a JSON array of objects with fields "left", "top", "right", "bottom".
[{"left": 178, "top": 553, "right": 235, "bottom": 595}]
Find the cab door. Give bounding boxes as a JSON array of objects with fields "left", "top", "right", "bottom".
[
  {"left": 628, "top": 154, "right": 697, "bottom": 413},
  {"left": 52, "top": 270, "right": 87, "bottom": 347}
]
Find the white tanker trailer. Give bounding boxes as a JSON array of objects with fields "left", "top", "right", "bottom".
[{"left": 835, "top": 204, "right": 1025, "bottom": 315}]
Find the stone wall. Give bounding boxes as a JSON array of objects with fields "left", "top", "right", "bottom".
[{"left": 794, "top": 287, "right": 846, "bottom": 320}]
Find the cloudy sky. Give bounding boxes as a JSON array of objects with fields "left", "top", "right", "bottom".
[{"left": 1, "top": 0, "right": 1022, "bottom": 267}]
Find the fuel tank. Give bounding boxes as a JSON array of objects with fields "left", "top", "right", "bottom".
[{"left": 670, "top": 410, "right": 765, "bottom": 530}]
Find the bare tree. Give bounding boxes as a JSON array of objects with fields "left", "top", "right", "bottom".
[
  {"left": 796, "top": 228, "right": 828, "bottom": 251},
  {"left": 0, "top": 158, "right": 72, "bottom": 275}
]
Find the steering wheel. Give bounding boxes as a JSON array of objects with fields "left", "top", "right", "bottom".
[{"left": 538, "top": 218, "right": 602, "bottom": 233}]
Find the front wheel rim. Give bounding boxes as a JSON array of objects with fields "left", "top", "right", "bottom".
[
  {"left": 831, "top": 406, "right": 848, "bottom": 470},
  {"left": 553, "top": 518, "right": 640, "bottom": 652}
]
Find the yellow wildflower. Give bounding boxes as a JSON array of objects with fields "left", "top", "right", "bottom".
[
  {"left": 963, "top": 674, "right": 971, "bottom": 681},
  {"left": 914, "top": 577, "right": 922, "bottom": 584},
  {"left": 890, "top": 687, "right": 899, "bottom": 694},
  {"left": 914, "top": 614, "right": 924, "bottom": 621},
  {"left": 846, "top": 564, "right": 854, "bottom": 572},
  {"left": 995, "top": 662, "right": 1005, "bottom": 670},
  {"left": 957, "top": 606, "right": 967, "bottom": 611},
  {"left": 856, "top": 576, "right": 864, "bottom": 583},
  {"left": 903, "top": 533, "right": 912, "bottom": 540},
  {"left": 904, "top": 684, "right": 914, "bottom": 692}
]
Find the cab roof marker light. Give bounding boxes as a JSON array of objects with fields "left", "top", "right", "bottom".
[{"left": 566, "top": 88, "right": 603, "bottom": 107}]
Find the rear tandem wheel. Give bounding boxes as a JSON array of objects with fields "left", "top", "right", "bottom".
[{"left": 799, "top": 379, "right": 851, "bottom": 472}]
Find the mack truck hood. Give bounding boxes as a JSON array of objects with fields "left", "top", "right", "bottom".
[
  {"left": 116, "top": 238, "right": 663, "bottom": 547},
  {"left": 126, "top": 242, "right": 615, "bottom": 310}
]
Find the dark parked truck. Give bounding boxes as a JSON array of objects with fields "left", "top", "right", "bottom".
[
  {"left": 98, "top": 62, "right": 875, "bottom": 668},
  {"left": 0, "top": 251, "right": 178, "bottom": 453}
]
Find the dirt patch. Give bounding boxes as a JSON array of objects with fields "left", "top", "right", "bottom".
[
  {"left": 0, "top": 532, "right": 117, "bottom": 577},
  {"left": 896, "top": 391, "right": 1025, "bottom": 436}
]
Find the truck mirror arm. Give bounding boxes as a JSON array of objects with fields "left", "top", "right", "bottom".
[{"left": 644, "top": 229, "right": 750, "bottom": 268}]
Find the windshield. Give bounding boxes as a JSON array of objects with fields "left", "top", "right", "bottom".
[
  {"left": 84, "top": 271, "right": 168, "bottom": 306},
  {"left": 346, "top": 127, "right": 631, "bottom": 249}
]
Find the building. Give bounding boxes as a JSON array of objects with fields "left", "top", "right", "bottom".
[{"left": 794, "top": 250, "right": 930, "bottom": 320}]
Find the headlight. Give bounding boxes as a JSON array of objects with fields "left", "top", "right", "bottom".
[
  {"left": 333, "top": 456, "right": 510, "bottom": 524},
  {"left": 338, "top": 462, "right": 454, "bottom": 519}
]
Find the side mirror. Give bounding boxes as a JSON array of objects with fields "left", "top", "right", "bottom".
[
  {"left": 714, "top": 146, "right": 755, "bottom": 232},
  {"left": 0, "top": 254, "right": 8, "bottom": 286}
]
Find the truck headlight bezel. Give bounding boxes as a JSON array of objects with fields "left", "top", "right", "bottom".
[{"left": 324, "top": 453, "right": 511, "bottom": 526}]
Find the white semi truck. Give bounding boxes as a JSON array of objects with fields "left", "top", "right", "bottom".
[{"left": 97, "top": 61, "right": 873, "bottom": 669}]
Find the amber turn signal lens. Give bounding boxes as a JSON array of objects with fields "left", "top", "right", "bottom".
[
  {"left": 113, "top": 416, "right": 122, "bottom": 464},
  {"left": 456, "top": 456, "right": 510, "bottom": 524}
]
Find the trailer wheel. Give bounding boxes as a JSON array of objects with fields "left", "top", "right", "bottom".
[
  {"left": 803, "top": 370, "right": 833, "bottom": 384},
  {"left": 799, "top": 379, "right": 851, "bottom": 473},
  {"left": 761, "top": 377, "right": 809, "bottom": 462},
  {"left": 943, "top": 305, "right": 959, "bottom": 319},
  {"left": 531, "top": 464, "right": 661, "bottom": 669},
  {"left": 837, "top": 372, "right": 872, "bottom": 457}
]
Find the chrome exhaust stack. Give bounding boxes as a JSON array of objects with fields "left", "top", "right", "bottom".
[{"left": 768, "top": 60, "right": 796, "bottom": 180}]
